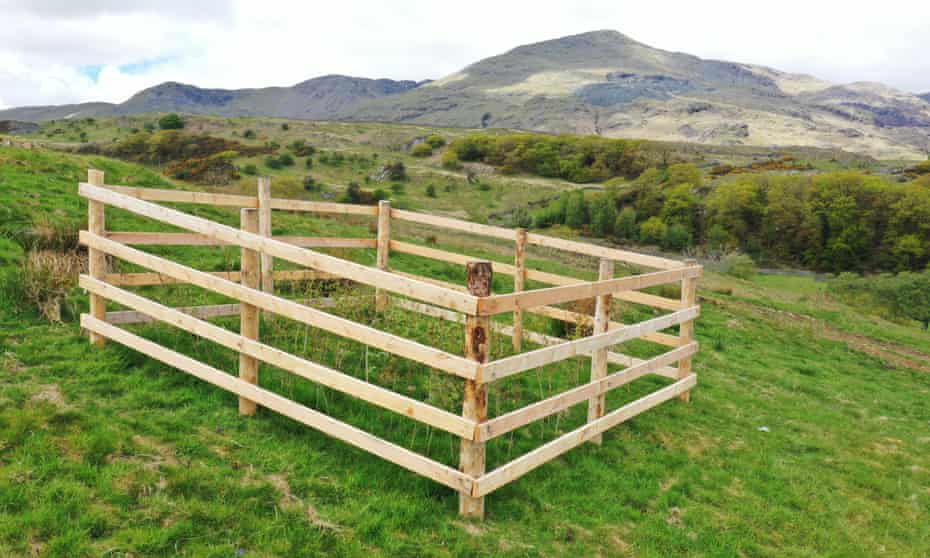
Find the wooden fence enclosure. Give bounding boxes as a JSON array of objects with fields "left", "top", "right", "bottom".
[{"left": 79, "top": 171, "right": 701, "bottom": 519}]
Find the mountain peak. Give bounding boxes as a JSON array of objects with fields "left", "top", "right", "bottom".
[{"left": 507, "top": 29, "right": 643, "bottom": 56}]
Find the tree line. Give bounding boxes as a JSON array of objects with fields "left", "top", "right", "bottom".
[{"left": 531, "top": 163, "right": 930, "bottom": 273}]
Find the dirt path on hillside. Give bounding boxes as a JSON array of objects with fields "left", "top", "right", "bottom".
[{"left": 703, "top": 295, "right": 930, "bottom": 373}]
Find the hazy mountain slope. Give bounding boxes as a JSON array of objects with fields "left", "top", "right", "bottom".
[
  {"left": 348, "top": 30, "right": 930, "bottom": 159},
  {"left": 113, "top": 76, "right": 422, "bottom": 119},
  {"left": 2, "top": 30, "right": 928, "bottom": 158},
  {"left": 919, "top": 93, "right": 930, "bottom": 103},
  {"left": 0, "top": 102, "right": 116, "bottom": 122},
  {"left": 0, "top": 75, "right": 421, "bottom": 122}
]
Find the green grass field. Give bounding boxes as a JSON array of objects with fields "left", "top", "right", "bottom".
[{"left": 0, "top": 146, "right": 928, "bottom": 557}]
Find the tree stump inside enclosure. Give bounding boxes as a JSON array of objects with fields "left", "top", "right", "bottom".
[
  {"left": 678, "top": 258, "right": 698, "bottom": 402},
  {"left": 239, "top": 208, "right": 261, "bottom": 416},
  {"left": 87, "top": 169, "right": 107, "bottom": 347},
  {"left": 587, "top": 259, "right": 614, "bottom": 444},
  {"left": 460, "top": 261, "right": 492, "bottom": 518}
]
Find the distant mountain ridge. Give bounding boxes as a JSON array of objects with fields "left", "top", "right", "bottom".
[
  {"left": 2, "top": 30, "right": 929, "bottom": 159},
  {"left": 0, "top": 75, "right": 423, "bottom": 122}
]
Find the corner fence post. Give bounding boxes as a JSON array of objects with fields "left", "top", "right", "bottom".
[
  {"left": 460, "top": 261, "right": 492, "bottom": 519},
  {"left": 587, "top": 258, "right": 614, "bottom": 444},
  {"left": 257, "top": 177, "right": 274, "bottom": 297},
  {"left": 375, "top": 200, "right": 391, "bottom": 311},
  {"left": 678, "top": 258, "right": 699, "bottom": 402},
  {"left": 239, "top": 208, "right": 261, "bottom": 416},
  {"left": 512, "top": 228, "right": 527, "bottom": 351},
  {"left": 87, "top": 169, "right": 107, "bottom": 346}
]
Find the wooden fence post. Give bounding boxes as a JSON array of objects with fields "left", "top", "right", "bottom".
[
  {"left": 239, "top": 208, "right": 261, "bottom": 416},
  {"left": 678, "top": 258, "right": 698, "bottom": 402},
  {"left": 460, "top": 261, "right": 491, "bottom": 518},
  {"left": 257, "top": 177, "right": 273, "bottom": 296},
  {"left": 512, "top": 228, "right": 527, "bottom": 352},
  {"left": 375, "top": 200, "right": 391, "bottom": 311},
  {"left": 587, "top": 259, "right": 614, "bottom": 444},
  {"left": 87, "top": 169, "right": 107, "bottom": 347}
]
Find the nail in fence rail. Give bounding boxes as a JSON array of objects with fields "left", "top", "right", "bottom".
[{"left": 80, "top": 175, "right": 702, "bottom": 520}]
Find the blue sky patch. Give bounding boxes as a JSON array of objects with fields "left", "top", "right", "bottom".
[
  {"left": 119, "top": 56, "right": 177, "bottom": 75},
  {"left": 78, "top": 65, "right": 103, "bottom": 81}
]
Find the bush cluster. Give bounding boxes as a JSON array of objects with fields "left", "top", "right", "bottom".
[
  {"left": 533, "top": 163, "right": 930, "bottom": 273},
  {"left": 446, "top": 133, "right": 648, "bottom": 183},
  {"left": 830, "top": 269, "right": 930, "bottom": 329}
]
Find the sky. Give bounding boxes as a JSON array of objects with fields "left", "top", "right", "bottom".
[{"left": 1, "top": 0, "right": 929, "bottom": 110}]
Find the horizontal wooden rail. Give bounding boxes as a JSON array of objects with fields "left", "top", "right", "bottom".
[
  {"left": 390, "top": 241, "right": 682, "bottom": 311},
  {"left": 389, "top": 297, "right": 679, "bottom": 380},
  {"left": 269, "top": 198, "right": 378, "bottom": 215},
  {"left": 107, "top": 303, "right": 241, "bottom": 324},
  {"left": 391, "top": 209, "right": 516, "bottom": 241},
  {"left": 525, "top": 233, "right": 682, "bottom": 270},
  {"left": 81, "top": 183, "right": 478, "bottom": 314},
  {"left": 104, "top": 185, "right": 379, "bottom": 215},
  {"left": 477, "top": 266, "right": 701, "bottom": 316},
  {"left": 472, "top": 374, "right": 696, "bottom": 497},
  {"left": 106, "top": 185, "right": 258, "bottom": 207},
  {"left": 80, "top": 231, "right": 479, "bottom": 380},
  {"left": 478, "top": 306, "right": 700, "bottom": 382},
  {"left": 106, "top": 231, "right": 376, "bottom": 249},
  {"left": 476, "top": 343, "right": 697, "bottom": 441},
  {"left": 526, "top": 304, "right": 682, "bottom": 347},
  {"left": 82, "top": 276, "right": 476, "bottom": 439},
  {"left": 81, "top": 314, "right": 474, "bottom": 493},
  {"left": 106, "top": 269, "right": 338, "bottom": 287},
  {"left": 104, "top": 296, "right": 358, "bottom": 325}
]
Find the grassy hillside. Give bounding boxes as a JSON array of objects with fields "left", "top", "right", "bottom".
[{"left": 0, "top": 146, "right": 929, "bottom": 557}]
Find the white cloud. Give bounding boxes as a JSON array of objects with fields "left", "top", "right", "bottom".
[{"left": 2, "top": 0, "right": 929, "bottom": 109}]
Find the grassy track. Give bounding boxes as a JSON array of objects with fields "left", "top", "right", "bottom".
[{"left": 0, "top": 147, "right": 928, "bottom": 557}]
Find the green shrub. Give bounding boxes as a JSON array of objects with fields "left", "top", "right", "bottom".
[
  {"left": 564, "top": 191, "right": 588, "bottom": 229},
  {"left": 165, "top": 151, "right": 240, "bottom": 185},
  {"left": 241, "top": 164, "right": 258, "bottom": 176},
  {"left": 664, "top": 223, "right": 692, "bottom": 250},
  {"left": 830, "top": 269, "right": 930, "bottom": 329},
  {"left": 425, "top": 184, "right": 437, "bottom": 198},
  {"left": 615, "top": 207, "right": 637, "bottom": 240},
  {"left": 158, "top": 113, "right": 184, "bottom": 130},
  {"left": 590, "top": 196, "right": 616, "bottom": 237},
  {"left": 441, "top": 150, "right": 462, "bottom": 170},
  {"left": 720, "top": 252, "right": 757, "bottom": 279},
  {"left": 639, "top": 217, "right": 668, "bottom": 245},
  {"left": 305, "top": 157, "right": 313, "bottom": 169},
  {"left": 411, "top": 143, "right": 433, "bottom": 157},
  {"left": 302, "top": 176, "right": 319, "bottom": 191},
  {"left": 510, "top": 207, "right": 533, "bottom": 229},
  {"left": 447, "top": 132, "right": 647, "bottom": 183},
  {"left": 426, "top": 134, "right": 446, "bottom": 149},
  {"left": 281, "top": 123, "right": 289, "bottom": 131},
  {"left": 382, "top": 161, "right": 407, "bottom": 181},
  {"left": 278, "top": 153, "right": 295, "bottom": 166},
  {"left": 264, "top": 156, "right": 282, "bottom": 170},
  {"left": 243, "top": 129, "right": 256, "bottom": 139}
]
